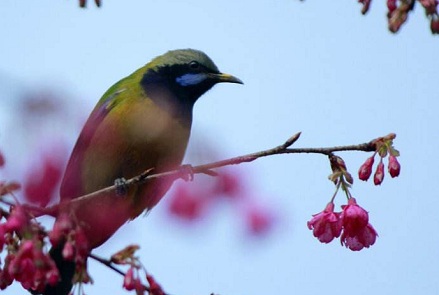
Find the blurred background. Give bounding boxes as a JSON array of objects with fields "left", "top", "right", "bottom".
[{"left": 1, "top": 1, "right": 438, "bottom": 294}]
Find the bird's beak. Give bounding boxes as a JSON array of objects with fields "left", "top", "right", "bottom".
[{"left": 211, "top": 73, "right": 244, "bottom": 84}]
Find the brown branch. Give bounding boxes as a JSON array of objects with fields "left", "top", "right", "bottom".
[{"left": 10, "top": 132, "right": 377, "bottom": 218}]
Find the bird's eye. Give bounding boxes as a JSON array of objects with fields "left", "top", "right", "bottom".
[{"left": 189, "top": 61, "right": 200, "bottom": 70}]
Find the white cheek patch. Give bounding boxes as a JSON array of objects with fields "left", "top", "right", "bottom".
[{"left": 176, "top": 73, "right": 208, "bottom": 86}]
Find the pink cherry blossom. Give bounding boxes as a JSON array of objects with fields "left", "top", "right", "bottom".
[
  {"left": 307, "top": 203, "right": 342, "bottom": 243},
  {"left": 341, "top": 223, "right": 378, "bottom": 251},
  {"left": 341, "top": 198, "right": 368, "bottom": 237}
]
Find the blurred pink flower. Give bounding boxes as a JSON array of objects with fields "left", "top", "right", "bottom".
[
  {"left": 23, "top": 149, "right": 65, "bottom": 207},
  {"left": 168, "top": 186, "right": 207, "bottom": 221},
  {"left": 245, "top": 206, "right": 275, "bottom": 237}
]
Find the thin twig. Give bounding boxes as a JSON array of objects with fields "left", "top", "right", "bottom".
[{"left": 89, "top": 253, "right": 126, "bottom": 277}]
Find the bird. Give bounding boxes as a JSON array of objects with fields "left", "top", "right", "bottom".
[{"left": 43, "top": 49, "right": 242, "bottom": 295}]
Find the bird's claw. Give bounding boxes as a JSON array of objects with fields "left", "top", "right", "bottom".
[
  {"left": 179, "top": 164, "right": 194, "bottom": 181},
  {"left": 114, "top": 177, "right": 128, "bottom": 196}
]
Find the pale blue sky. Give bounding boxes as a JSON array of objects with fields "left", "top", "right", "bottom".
[{"left": 1, "top": 1, "right": 438, "bottom": 294}]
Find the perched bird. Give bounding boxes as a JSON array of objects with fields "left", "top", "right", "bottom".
[{"left": 44, "top": 49, "right": 242, "bottom": 295}]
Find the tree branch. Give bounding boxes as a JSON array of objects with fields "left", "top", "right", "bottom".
[
  {"left": 7, "top": 131, "right": 377, "bottom": 218},
  {"left": 44, "top": 132, "right": 375, "bottom": 215}
]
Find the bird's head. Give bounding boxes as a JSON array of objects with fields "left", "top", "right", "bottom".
[{"left": 141, "top": 49, "right": 243, "bottom": 105}]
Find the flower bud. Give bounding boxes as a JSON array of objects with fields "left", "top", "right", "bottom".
[
  {"left": 0, "top": 151, "right": 4, "bottom": 167},
  {"left": 388, "top": 155, "right": 401, "bottom": 178},
  {"left": 374, "top": 160, "right": 385, "bottom": 185},
  {"left": 147, "top": 274, "right": 165, "bottom": 295},
  {"left": 431, "top": 18, "right": 439, "bottom": 34},
  {"left": 62, "top": 242, "right": 75, "bottom": 261},
  {"left": 387, "top": 0, "right": 397, "bottom": 13},
  {"left": 5, "top": 206, "right": 28, "bottom": 233},
  {"left": 46, "top": 268, "right": 60, "bottom": 286},
  {"left": 358, "top": 156, "right": 374, "bottom": 181},
  {"left": 123, "top": 267, "right": 136, "bottom": 291}
]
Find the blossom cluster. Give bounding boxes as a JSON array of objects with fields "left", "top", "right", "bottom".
[
  {"left": 111, "top": 245, "right": 166, "bottom": 295},
  {"left": 358, "top": 133, "right": 401, "bottom": 185},
  {"left": 0, "top": 206, "right": 59, "bottom": 292},
  {"left": 308, "top": 198, "right": 378, "bottom": 251},
  {"left": 307, "top": 134, "right": 400, "bottom": 251},
  {"left": 358, "top": 0, "right": 439, "bottom": 34},
  {"left": 49, "top": 213, "right": 91, "bottom": 287},
  {"left": 0, "top": 153, "right": 60, "bottom": 291}
]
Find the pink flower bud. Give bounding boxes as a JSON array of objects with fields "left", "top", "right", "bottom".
[
  {"left": 74, "top": 228, "right": 90, "bottom": 263},
  {"left": 46, "top": 267, "right": 60, "bottom": 286},
  {"left": 5, "top": 206, "right": 28, "bottom": 233},
  {"left": 0, "top": 267, "right": 13, "bottom": 290},
  {"left": 0, "top": 226, "right": 6, "bottom": 251},
  {"left": 49, "top": 214, "right": 74, "bottom": 246},
  {"left": 62, "top": 242, "right": 75, "bottom": 261},
  {"left": 0, "top": 254, "right": 14, "bottom": 290},
  {"left": 147, "top": 274, "right": 165, "bottom": 295},
  {"left": 359, "top": 0, "right": 371, "bottom": 14},
  {"left": 419, "top": 0, "right": 438, "bottom": 15},
  {"left": 388, "top": 155, "right": 401, "bottom": 178},
  {"left": 374, "top": 160, "right": 385, "bottom": 185},
  {"left": 358, "top": 156, "right": 374, "bottom": 181},
  {"left": 0, "top": 151, "right": 4, "bottom": 167},
  {"left": 19, "top": 240, "right": 35, "bottom": 258},
  {"left": 431, "top": 18, "right": 439, "bottom": 34},
  {"left": 123, "top": 267, "right": 136, "bottom": 291},
  {"left": 387, "top": 0, "right": 397, "bottom": 13}
]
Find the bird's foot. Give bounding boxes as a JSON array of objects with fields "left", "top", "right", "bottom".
[
  {"left": 114, "top": 177, "right": 128, "bottom": 196},
  {"left": 179, "top": 164, "right": 195, "bottom": 181}
]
